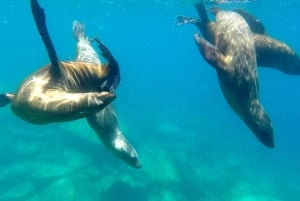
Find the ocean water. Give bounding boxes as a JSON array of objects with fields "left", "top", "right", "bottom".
[{"left": 0, "top": 0, "right": 300, "bottom": 200}]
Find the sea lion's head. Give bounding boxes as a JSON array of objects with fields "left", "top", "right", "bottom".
[
  {"left": 247, "top": 102, "right": 274, "bottom": 148},
  {"left": 112, "top": 134, "right": 141, "bottom": 168}
]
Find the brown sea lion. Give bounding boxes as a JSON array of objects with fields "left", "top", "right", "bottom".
[
  {"left": 194, "top": 8, "right": 274, "bottom": 147},
  {"left": 176, "top": 3, "right": 300, "bottom": 75},
  {"left": 0, "top": 0, "right": 117, "bottom": 124}
]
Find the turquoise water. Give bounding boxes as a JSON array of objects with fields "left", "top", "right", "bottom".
[{"left": 0, "top": 0, "right": 300, "bottom": 200}]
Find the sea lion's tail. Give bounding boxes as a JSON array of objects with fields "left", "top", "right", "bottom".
[{"left": 0, "top": 93, "right": 14, "bottom": 107}]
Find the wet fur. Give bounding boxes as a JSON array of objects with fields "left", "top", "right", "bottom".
[
  {"left": 194, "top": 10, "right": 274, "bottom": 148},
  {"left": 11, "top": 61, "right": 113, "bottom": 124}
]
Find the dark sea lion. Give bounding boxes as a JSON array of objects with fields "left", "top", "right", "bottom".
[
  {"left": 194, "top": 9, "right": 274, "bottom": 147},
  {"left": 176, "top": 3, "right": 300, "bottom": 75},
  {"left": 253, "top": 34, "right": 300, "bottom": 75},
  {"left": 72, "top": 21, "right": 141, "bottom": 168},
  {"left": 0, "top": 0, "right": 117, "bottom": 124}
]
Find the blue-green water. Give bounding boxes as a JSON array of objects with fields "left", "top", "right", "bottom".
[{"left": 0, "top": 0, "right": 300, "bottom": 200}]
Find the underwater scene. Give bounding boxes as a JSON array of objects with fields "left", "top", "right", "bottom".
[{"left": 0, "top": 0, "right": 300, "bottom": 200}]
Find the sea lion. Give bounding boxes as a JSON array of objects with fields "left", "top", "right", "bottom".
[
  {"left": 0, "top": 0, "right": 116, "bottom": 124},
  {"left": 72, "top": 21, "right": 141, "bottom": 168},
  {"left": 176, "top": 3, "right": 300, "bottom": 75},
  {"left": 194, "top": 8, "right": 274, "bottom": 147}
]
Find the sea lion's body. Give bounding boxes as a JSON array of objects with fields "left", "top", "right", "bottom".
[
  {"left": 194, "top": 10, "right": 274, "bottom": 147},
  {"left": 11, "top": 61, "right": 113, "bottom": 124},
  {"left": 177, "top": 3, "right": 300, "bottom": 75}
]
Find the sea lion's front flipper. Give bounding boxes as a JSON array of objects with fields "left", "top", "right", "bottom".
[
  {"left": 30, "top": 0, "right": 61, "bottom": 78},
  {"left": 194, "top": 33, "right": 228, "bottom": 72},
  {"left": 0, "top": 93, "right": 14, "bottom": 107},
  {"left": 254, "top": 34, "right": 300, "bottom": 75},
  {"left": 12, "top": 91, "right": 115, "bottom": 124},
  {"left": 86, "top": 105, "right": 141, "bottom": 168},
  {"left": 234, "top": 9, "right": 266, "bottom": 34},
  {"left": 93, "top": 38, "right": 120, "bottom": 92},
  {"left": 195, "top": 3, "right": 209, "bottom": 25}
]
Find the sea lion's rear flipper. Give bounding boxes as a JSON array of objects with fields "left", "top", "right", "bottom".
[
  {"left": 72, "top": 20, "right": 86, "bottom": 41},
  {"left": 175, "top": 3, "right": 209, "bottom": 29},
  {"left": 176, "top": 3, "right": 214, "bottom": 42},
  {"left": 30, "top": 0, "right": 61, "bottom": 78},
  {"left": 86, "top": 105, "right": 141, "bottom": 168},
  {"left": 93, "top": 38, "right": 120, "bottom": 92},
  {"left": 254, "top": 34, "right": 300, "bottom": 75},
  {"left": 0, "top": 93, "right": 14, "bottom": 107},
  {"left": 194, "top": 33, "right": 228, "bottom": 72},
  {"left": 234, "top": 9, "right": 266, "bottom": 34},
  {"left": 176, "top": 15, "right": 200, "bottom": 27},
  {"left": 72, "top": 21, "right": 101, "bottom": 64},
  {"left": 174, "top": 2, "right": 206, "bottom": 27}
]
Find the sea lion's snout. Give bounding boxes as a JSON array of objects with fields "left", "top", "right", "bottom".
[
  {"left": 254, "top": 125, "right": 274, "bottom": 148},
  {"left": 112, "top": 134, "right": 141, "bottom": 168},
  {"left": 256, "top": 115, "right": 274, "bottom": 148},
  {"left": 125, "top": 152, "right": 142, "bottom": 169},
  {"left": 247, "top": 104, "right": 274, "bottom": 148}
]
